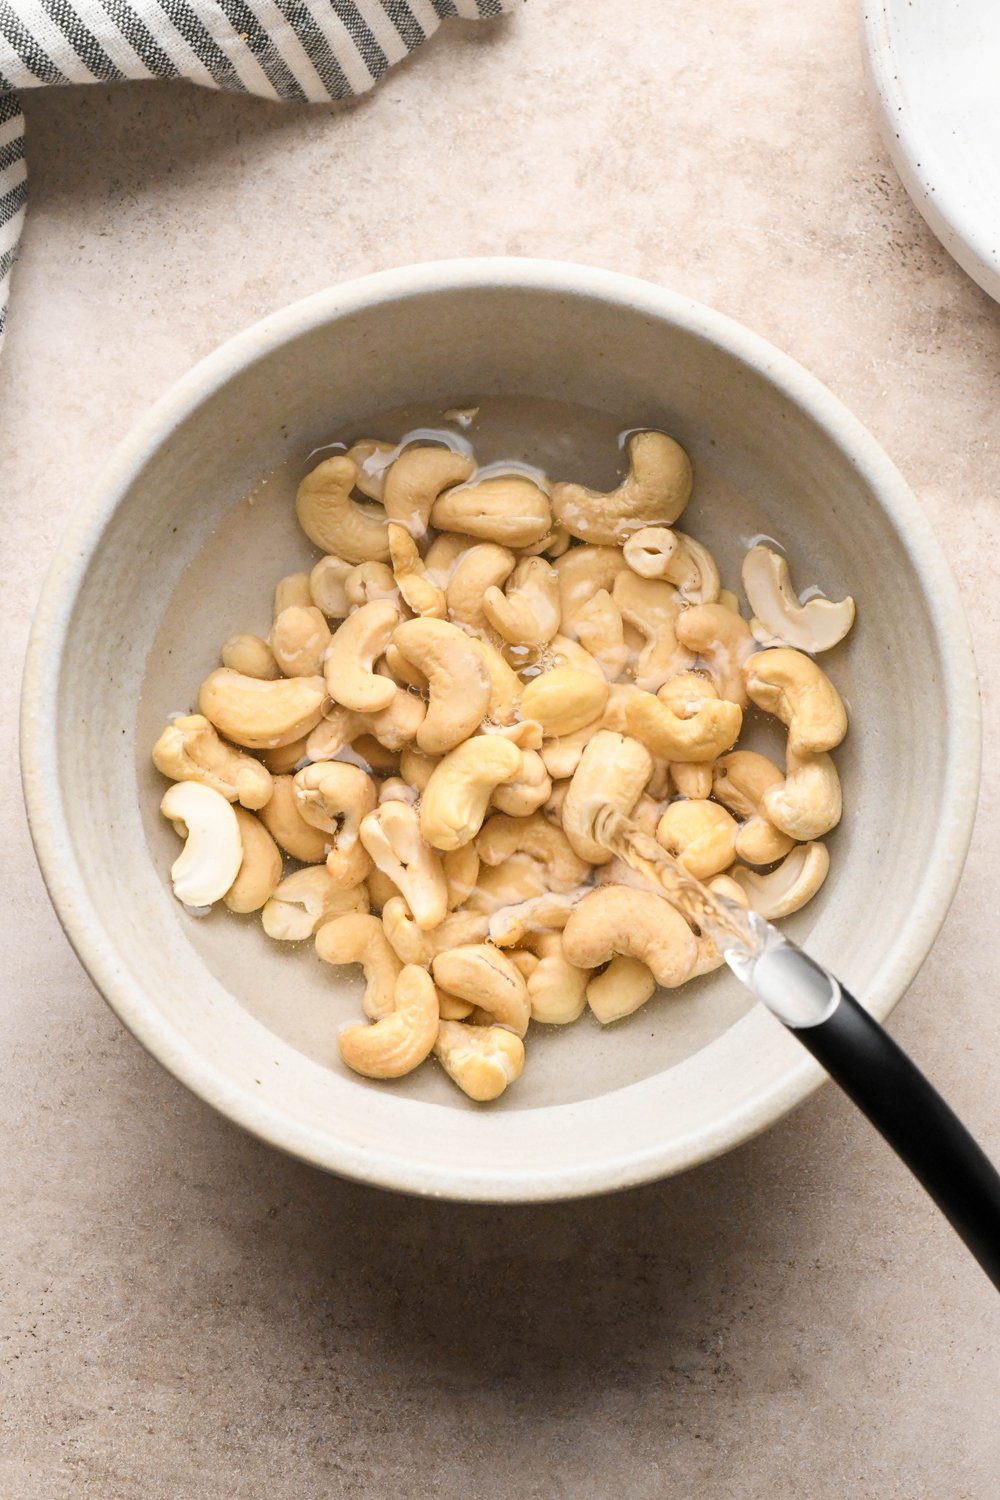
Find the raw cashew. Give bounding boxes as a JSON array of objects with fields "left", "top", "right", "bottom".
[
  {"left": 337, "top": 964, "right": 440, "bottom": 1079},
  {"left": 744, "top": 648, "right": 848, "bottom": 755},
  {"left": 612, "top": 572, "right": 693, "bottom": 689},
  {"left": 445, "top": 542, "right": 516, "bottom": 631},
  {"left": 152, "top": 714, "right": 273, "bottom": 810},
  {"left": 419, "top": 736, "right": 522, "bottom": 850},
  {"left": 393, "top": 617, "right": 491, "bottom": 754},
  {"left": 224, "top": 808, "right": 283, "bottom": 914},
  {"left": 296, "top": 455, "right": 391, "bottom": 564},
  {"left": 387, "top": 524, "right": 446, "bottom": 617},
  {"left": 687, "top": 874, "right": 753, "bottom": 977},
  {"left": 743, "top": 546, "right": 855, "bottom": 653},
  {"left": 551, "top": 431, "right": 693, "bottom": 544},
  {"left": 430, "top": 474, "right": 552, "bottom": 548},
  {"left": 491, "top": 748, "right": 552, "bottom": 817},
  {"left": 160, "top": 782, "right": 243, "bottom": 908},
  {"left": 221, "top": 634, "right": 279, "bottom": 679},
  {"left": 670, "top": 762, "right": 713, "bottom": 799},
  {"left": 424, "top": 530, "right": 476, "bottom": 578},
  {"left": 274, "top": 572, "right": 313, "bottom": 615},
  {"left": 586, "top": 956, "right": 658, "bottom": 1025},
  {"left": 520, "top": 666, "right": 609, "bottom": 738},
  {"left": 433, "top": 1021, "right": 525, "bottom": 1101},
  {"left": 345, "top": 561, "right": 399, "bottom": 608},
  {"left": 438, "top": 994, "right": 476, "bottom": 1021},
  {"left": 555, "top": 545, "right": 629, "bottom": 634},
  {"left": 399, "top": 745, "right": 439, "bottom": 791},
  {"left": 270, "top": 605, "right": 332, "bottom": 677},
  {"left": 257, "top": 775, "right": 329, "bottom": 863},
  {"left": 623, "top": 527, "right": 720, "bottom": 604},
  {"left": 443, "top": 844, "right": 480, "bottom": 910},
  {"left": 486, "top": 889, "right": 585, "bottom": 947},
  {"left": 381, "top": 896, "right": 434, "bottom": 966},
  {"left": 467, "top": 858, "right": 549, "bottom": 914},
  {"left": 516, "top": 929, "right": 589, "bottom": 1025},
  {"left": 655, "top": 799, "right": 738, "bottom": 882},
  {"left": 625, "top": 673, "right": 742, "bottom": 763},
  {"left": 537, "top": 725, "right": 594, "bottom": 781},
  {"left": 431, "top": 945, "right": 530, "bottom": 1036},
  {"left": 346, "top": 438, "right": 396, "bottom": 500},
  {"left": 324, "top": 600, "right": 399, "bottom": 714},
  {"left": 712, "top": 750, "right": 795, "bottom": 866},
  {"left": 294, "top": 762, "right": 377, "bottom": 886},
  {"left": 315, "top": 911, "right": 402, "bottom": 1020},
  {"left": 360, "top": 802, "right": 448, "bottom": 930},
  {"left": 574, "top": 590, "right": 627, "bottom": 679},
  {"left": 478, "top": 639, "right": 525, "bottom": 727},
  {"left": 383, "top": 445, "right": 475, "bottom": 535},
  {"left": 732, "top": 842, "right": 830, "bottom": 919},
  {"left": 307, "top": 693, "right": 425, "bottom": 760},
  {"left": 260, "top": 737, "right": 309, "bottom": 774},
  {"left": 381, "top": 642, "right": 428, "bottom": 692},
  {"left": 562, "top": 730, "right": 653, "bottom": 863},
  {"left": 562, "top": 886, "right": 698, "bottom": 988},
  {"left": 549, "top": 633, "right": 607, "bottom": 680},
  {"left": 309, "top": 555, "right": 352, "bottom": 618},
  {"left": 262, "top": 866, "right": 369, "bottom": 940},
  {"left": 198, "top": 669, "right": 328, "bottom": 750},
  {"left": 355, "top": 737, "right": 401, "bottom": 773},
  {"left": 486, "top": 718, "right": 544, "bottom": 750},
  {"left": 482, "top": 557, "right": 560, "bottom": 645},
  {"left": 675, "top": 603, "right": 755, "bottom": 708},
  {"left": 763, "top": 749, "right": 842, "bottom": 840},
  {"left": 477, "top": 812, "right": 591, "bottom": 891}
]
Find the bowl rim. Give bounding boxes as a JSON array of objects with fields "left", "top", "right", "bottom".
[{"left": 19, "top": 256, "right": 982, "bottom": 1201}]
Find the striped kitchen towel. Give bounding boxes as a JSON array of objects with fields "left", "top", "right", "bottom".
[{"left": 0, "top": 0, "right": 515, "bottom": 351}]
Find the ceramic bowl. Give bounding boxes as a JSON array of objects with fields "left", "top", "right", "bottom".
[{"left": 20, "top": 259, "right": 980, "bottom": 1201}]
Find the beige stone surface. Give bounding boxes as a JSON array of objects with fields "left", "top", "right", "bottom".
[{"left": 3, "top": 1, "right": 1000, "bottom": 1494}]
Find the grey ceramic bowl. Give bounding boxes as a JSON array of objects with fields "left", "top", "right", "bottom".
[{"left": 20, "top": 259, "right": 980, "bottom": 1201}]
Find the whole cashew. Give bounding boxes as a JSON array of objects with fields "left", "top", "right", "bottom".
[
  {"left": 537, "top": 725, "right": 595, "bottom": 781},
  {"left": 198, "top": 669, "right": 328, "bottom": 750},
  {"left": 445, "top": 542, "right": 516, "bottom": 631},
  {"left": 562, "top": 730, "right": 653, "bottom": 863},
  {"left": 392, "top": 617, "right": 491, "bottom": 754},
  {"left": 732, "top": 842, "right": 830, "bottom": 919},
  {"left": 419, "top": 736, "right": 522, "bottom": 851},
  {"left": 476, "top": 812, "right": 591, "bottom": 891},
  {"left": 337, "top": 964, "right": 440, "bottom": 1079},
  {"left": 430, "top": 474, "right": 552, "bottom": 548},
  {"left": 309, "top": 555, "right": 352, "bottom": 618},
  {"left": 160, "top": 782, "right": 243, "bottom": 908},
  {"left": 387, "top": 524, "right": 446, "bottom": 618},
  {"left": 554, "top": 545, "right": 629, "bottom": 634},
  {"left": 152, "top": 714, "right": 273, "bottom": 810},
  {"left": 548, "top": 633, "right": 607, "bottom": 680},
  {"left": 424, "top": 530, "right": 476, "bottom": 578},
  {"left": 574, "top": 590, "right": 628, "bottom": 679},
  {"left": 383, "top": 445, "right": 476, "bottom": 535},
  {"left": 307, "top": 693, "right": 425, "bottom": 760},
  {"left": 262, "top": 866, "right": 369, "bottom": 940},
  {"left": 257, "top": 775, "right": 330, "bottom": 863},
  {"left": 686, "top": 874, "right": 752, "bottom": 977},
  {"left": 224, "top": 808, "right": 283, "bottom": 914},
  {"left": 744, "top": 648, "right": 848, "bottom": 755},
  {"left": 431, "top": 945, "right": 530, "bottom": 1036},
  {"left": 487, "top": 889, "right": 586, "bottom": 947},
  {"left": 345, "top": 438, "right": 396, "bottom": 500},
  {"left": 467, "top": 858, "right": 549, "bottom": 914},
  {"left": 482, "top": 557, "right": 560, "bottom": 646},
  {"left": 712, "top": 750, "right": 795, "bottom": 866},
  {"left": 380, "top": 896, "right": 434, "bottom": 966},
  {"left": 612, "top": 571, "right": 693, "bottom": 690},
  {"left": 295, "top": 455, "right": 391, "bottom": 564},
  {"left": 623, "top": 527, "right": 720, "bottom": 604},
  {"left": 515, "top": 929, "right": 589, "bottom": 1025},
  {"left": 519, "top": 666, "right": 609, "bottom": 738},
  {"left": 763, "top": 749, "right": 842, "bottom": 840},
  {"left": 274, "top": 572, "right": 312, "bottom": 615},
  {"left": 491, "top": 748, "right": 552, "bottom": 817},
  {"left": 381, "top": 642, "right": 428, "bottom": 692},
  {"left": 562, "top": 886, "right": 698, "bottom": 988},
  {"left": 743, "top": 545, "right": 855, "bottom": 653},
  {"left": 324, "top": 600, "right": 399, "bottom": 714},
  {"left": 360, "top": 802, "right": 449, "bottom": 930},
  {"left": 655, "top": 799, "right": 738, "bottom": 882},
  {"left": 624, "top": 673, "right": 742, "bottom": 763},
  {"left": 433, "top": 1021, "right": 525, "bottom": 1101},
  {"left": 669, "top": 762, "right": 713, "bottom": 799},
  {"left": 551, "top": 431, "right": 693, "bottom": 544},
  {"left": 676, "top": 603, "right": 755, "bottom": 708},
  {"left": 345, "top": 561, "right": 399, "bottom": 608},
  {"left": 294, "top": 762, "right": 377, "bottom": 886},
  {"left": 399, "top": 744, "right": 439, "bottom": 791},
  {"left": 270, "top": 605, "right": 332, "bottom": 678},
  {"left": 586, "top": 956, "right": 657, "bottom": 1025},
  {"left": 316, "top": 911, "right": 402, "bottom": 1020},
  {"left": 221, "top": 634, "right": 279, "bottom": 679}
]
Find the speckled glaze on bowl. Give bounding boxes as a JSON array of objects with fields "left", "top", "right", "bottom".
[{"left": 20, "top": 259, "right": 980, "bottom": 1201}]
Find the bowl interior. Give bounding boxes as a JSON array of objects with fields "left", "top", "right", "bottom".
[{"left": 28, "top": 267, "right": 977, "bottom": 1198}]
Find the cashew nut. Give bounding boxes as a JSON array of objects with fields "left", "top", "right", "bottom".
[
  {"left": 387, "top": 524, "right": 446, "bottom": 618},
  {"left": 382, "top": 445, "right": 475, "bottom": 534},
  {"left": 586, "top": 956, "right": 657, "bottom": 1025},
  {"left": 712, "top": 750, "right": 795, "bottom": 866},
  {"left": 514, "top": 929, "right": 589, "bottom": 1025},
  {"left": 491, "top": 748, "right": 552, "bottom": 817},
  {"left": 433, "top": 1021, "right": 525, "bottom": 1101},
  {"left": 424, "top": 530, "right": 476, "bottom": 579},
  {"left": 399, "top": 744, "right": 439, "bottom": 792},
  {"left": 309, "top": 555, "right": 352, "bottom": 618},
  {"left": 687, "top": 874, "right": 752, "bottom": 977},
  {"left": 274, "top": 572, "right": 313, "bottom": 615},
  {"left": 324, "top": 600, "right": 399, "bottom": 714},
  {"left": 482, "top": 557, "right": 560, "bottom": 646},
  {"left": 612, "top": 571, "right": 693, "bottom": 690},
  {"left": 262, "top": 866, "right": 368, "bottom": 940},
  {"left": 198, "top": 670, "right": 328, "bottom": 750},
  {"left": 260, "top": 737, "right": 310, "bottom": 775},
  {"left": 623, "top": 527, "right": 720, "bottom": 604},
  {"left": 574, "top": 590, "right": 628, "bottom": 679},
  {"left": 676, "top": 602, "right": 756, "bottom": 708},
  {"left": 381, "top": 896, "right": 434, "bottom": 966},
  {"left": 763, "top": 749, "right": 842, "bottom": 840},
  {"left": 345, "top": 561, "right": 399, "bottom": 609},
  {"left": 625, "top": 673, "right": 742, "bottom": 763},
  {"left": 562, "top": 886, "right": 698, "bottom": 988},
  {"left": 430, "top": 473, "right": 552, "bottom": 548},
  {"left": 337, "top": 964, "right": 440, "bottom": 1079},
  {"left": 270, "top": 605, "right": 332, "bottom": 678},
  {"left": 655, "top": 799, "right": 738, "bottom": 882},
  {"left": 359, "top": 802, "right": 448, "bottom": 930},
  {"left": 346, "top": 438, "right": 396, "bottom": 500},
  {"left": 419, "top": 736, "right": 522, "bottom": 851},
  {"left": 743, "top": 546, "right": 855, "bottom": 653},
  {"left": 296, "top": 455, "right": 391, "bottom": 564},
  {"left": 562, "top": 730, "right": 653, "bottom": 863},
  {"left": 152, "top": 714, "right": 273, "bottom": 810},
  {"left": 293, "top": 762, "right": 377, "bottom": 886},
  {"left": 555, "top": 545, "right": 629, "bottom": 634},
  {"left": 478, "top": 637, "right": 526, "bottom": 727},
  {"left": 223, "top": 808, "right": 283, "bottom": 914},
  {"left": 315, "top": 911, "right": 402, "bottom": 1020},
  {"left": 744, "top": 648, "right": 848, "bottom": 755},
  {"left": 307, "top": 693, "right": 425, "bottom": 760},
  {"left": 466, "top": 858, "right": 549, "bottom": 914},
  {"left": 732, "top": 842, "right": 830, "bottom": 919},
  {"left": 257, "top": 775, "right": 330, "bottom": 863},
  {"left": 445, "top": 542, "right": 516, "bottom": 631},
  {"left": 548, "top": 633, "right": 607, "bottom": 680},
  {"left": 551, "top": 431, "right": 693, "bottom": 544},
  {"left": 669, "top": 762, "right": 713, "bottom": 799},
  {"left": 160, "top": 782, "right": 243, "bottom": 908},
  {"left": 431, "top": 945, "right": 530, "bottom": 1036},
  {"left": 519, "top": 666, "right": 609, "bottom": 738},
  {"left": 381, "top": 642, "right": 428, "bottom": 692},
  {"left": 476, "top": 812, "right": 591, "bottom": 891},
  {"left": 392, "top": 617, "right": 491, "bottom": 754},
  {"left": 221, "top": 634, "right": 279, "bottom": 679},
  {"left": 537, "top": 725, "right": 595, "bottom": 781},
  {"left": 442, "top": 844, "right": 481, "bottom": 910}
]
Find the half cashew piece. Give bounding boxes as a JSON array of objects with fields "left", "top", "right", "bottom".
[
  {"left": 198, "top": 670, "right": 328, "bottom": 750},
  {"left": 392, "top": 617, "right": 491, "bottom": 754},
  {"left": 742, "top": 546, "right": 855, "bottom": 653},
  {"left": 431, "top": 945, "right": 531, "bottom": 1036},
  {"left": 744, "top": 648, "right": 848, "bottom": 755},
  {"left": 152, "top": 714, "right": 273, "bottom": 810},
  {"left": 224, "top": 808, "right": 283, "bottom": 914},
  {"left": 360, "top": 802, "right": 448, "bottom": 930},
  {"left": 551, "top": 431, "right": 693, "bottom": 544},
  {"left": 295, "top": 455, "right": 391, "bottom": 564},
  {"left": 477, "top": 812, "right": 591, "bottom": 891},
  {"left": 337, "top": 964, "right": 440, "bottom": 1079},
  {"left": 160, "top": 782, "right": 243, "bottom": 907},
  {"left": 324, "top": 600, "right": 399, "bottom": 714},
  {"left": 520, "top": 666, "right": 609, "bottom": 738},
  {"left": 622, "top": 526, "right": 721, "bottom": 604},
  {"left": 387, "top": 524, "right": 446, "bottom": 618},
  {"left": 316, "top": 911, "right": 403, "bottom": 1020},
  {"left": 261, "top": 866, "right": 369, "bottom": 940},
  {"left": 420, "top": 736, "right": 522, "bottom": 850},
  {"left": 434, "top": 1021, "right": 525, "bottom": 1101},
  {"left": 562, "top": 886, "right": 699, "bottom": 988},
  {"left": 482, "top": 557, "right": 560, "bottom": 646},
  {"left": 612, "top": 571, "right": 693, "bottom": 690},
  {"left": 445, "top": 543, "right": 515, "bottom": 631},
  {"left": 732, "top": 842, "right": 830, "bottom": 919}
]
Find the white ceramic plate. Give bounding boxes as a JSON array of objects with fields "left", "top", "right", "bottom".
[{"left": 863, "top": 0, "right": 1000, "bottom": 303}]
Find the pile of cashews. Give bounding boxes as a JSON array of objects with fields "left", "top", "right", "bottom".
[{"left": 152, "top": 427, "right": 855, "bottom": 1103}]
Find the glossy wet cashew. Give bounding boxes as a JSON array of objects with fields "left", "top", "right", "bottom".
[
  {"left": 274, "top": 572, "right": 313, "bottom": 614},
  {"left": 516, "top": 929, "right": 589, "bottom": 1025},
  {"left": 270, "top": 605, "right": 332, "bottom": 677},
  {"left": 359, "top": 802, "right": 448, "bottom": 930},
  {"left": 763, "top": 749, "right": 842, "bottom": 840},
  {"left": 743, "top": 546, "right": 855, "bottom": 653},
  {"left": 387, "top": 524, "right": 446, "bottom": 618},
  {"left": 477, "top": 812, "right": 591, "bottom": 891},
  {"left": 670, "top": 762, "right": 713, "bottom": 799},
  {"left": 419, "top": 736, "right": 522, "bottom": 850},
  {"left": 623, "top": 526, "right": 720, "bottom": 604},
  {"left": 744, "top": 648, "right": 848, "bottom": 755},
  {"left": 482, "top": 557, "right": 560, "bottom": 645},
  {"left": 160, "top": 782, "right": 243, "bottom": 908},
  {"left": 221, "top": 634, "right": 279, "bottom": 679},
  {"left": 346, "top": 438, "right": 396, "bottom": 500},
  {"left": 562, "top": 886, "right": 698, "bottom": 988},
  {"left": 586, "top": 956, "right": 657, "bottom": 1025},
  {"left": 224, "top": 808, "right": 283, "bottom": 914},
  {"left": 442, "top": 844, "right": 480, "bottom": 909},
  {"left": 562, "top": 730, "right": 653, "bottom": 863},
  {"left": 655, "top": 799, "right": 738, "bottom": 882},
  {"left": 712, "top": 750, "right": 795, "bottom": 866},
  {"left": 315, "top": 911, "right": 402, "bottom": 1020},
  {"left": 399, "top": 745, "right": 439, "bottom": 791},
  {"left": 676, "top": 602, "right": 756, "bottom": 708},
  {"left": 295, "top": 455, "right": 391, "bottom": 564},
  {"left": 392, "top": 617, "right": 491, "bottom": 754},
  {"left": 257, "top": 775, "right": 330, "bottom": 863},
  {"left": 433, "top": 1021, "right": 525, "bottom": 1101},
  {"left": 574, "top": 590, "right": 628, "bottom": 679},
  {"left": 520, "top": 666, "right": 609, "bottom": 738},
  {"left": 491, "top": 748, "right": 552, "bottom": 817},
  {"left": 306, "top": 693, "right": 426, "bottom": 760},
  {"left": 337, "top": 964, "right": 440, "bottom": 1079},
  {"left": 380, "top": 896, "right": 434, "bottom": 966},
  {"left": 551, "top": 430, "right": 693, "bottom": 544},
  {"left": 262, "top": 866, "right": 369, "bottom": 940},
  {"left": 423, "top": 529, "right": 476, "bottom": 578},
  {"left": 431, "top": 945, "right": 530, "bottom": 1036},
  {"left": 549, "top": 633, "right": 607, "bottom": 680},
  {"left": 383, "top": 445, "right": 475, "bottom": 535},
  {"left": 466, "top": 857, "right": 550, "bottom": 915},
  {"left": 309, "top": 555, "right": 353, "bottom": 618},
  {"left": 324, "top": 600, "right": 399, "bottom": 714},
  {"left": 444, "top": 542, "right": 516, "bottom": 631},
  {"left": 486, "top": 889, "right": 586, "bottom": 947},
  {"left": 554, "top": 545, "right": 629, "bottom": 635},
  {"left": 344, "top": 561, "right": 399, "bottom": 608},
  {"left": 625, "top": 673, "right": 742, "bottom": 763},
  {"left": 152, "top": 714, "right": 273, "bottom": 810},
  {"left": 733, "top": 842, "right": 830, "bottom": 919},
  {"left": 198, "top": 669, "right": 328, "bottom": 751},
  {"left": 687, "top": 875, "right": 753, "bottom": 978},
  {"left": 293, "top": 762, "right": 377, "bottom": 886},
  {"left": 612, "top": 571, "right": 693, "bottom": 689},
  {"left": 430, "top": 473, "right": 552, "bottom": 548}
]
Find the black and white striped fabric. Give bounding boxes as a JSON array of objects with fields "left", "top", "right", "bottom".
[{"left": 0, "top": 0, "right": 514, "bottom": 348}]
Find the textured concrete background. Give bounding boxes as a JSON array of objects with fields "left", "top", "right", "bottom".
[{"left": 3, "top": 2, "right": 1000, "bottom": 1495}]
